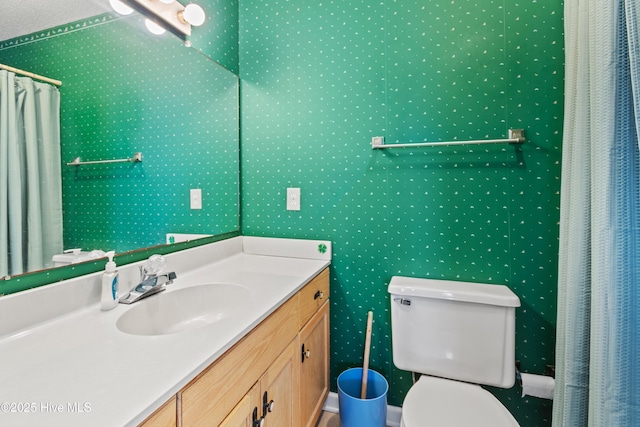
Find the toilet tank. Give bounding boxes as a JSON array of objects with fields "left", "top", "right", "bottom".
[{"left": 388, "top": 276, "right": 520, "bottom": 388}]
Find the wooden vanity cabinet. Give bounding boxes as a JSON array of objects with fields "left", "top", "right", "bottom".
[
  {"left": 139, "top": 268, "right": 329, "bottom": 427},
  {"left": 297, "top": 267, "right": 330, "bottom": 427},
  {"left": 218, "top": 384, "right": 259, "bottom": 427},
  {"left": 260, "top": 338, "right": 300, "bottom": 426},
  {"left": 138, "top": 396, "right": 177, "bottom": 427},
  {"left": 299, "top": 268, "right": 329, "bottom": 326},
  {"left": 219, "top": 338, "right": 299, "bottom": 427},
  {"left": 299, "top": 301, "right": 330, "bottom": 427},
  {"left": 180, "top": 295, "right": 299, "bottom": 426}
]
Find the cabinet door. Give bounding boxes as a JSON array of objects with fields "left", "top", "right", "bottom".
[
  {"left": 138, "top": 396, "right": 176, "bottom": 427},
  {"left": 299, "top": 301, "right": 330, "bottom": 427},
  {"left": 260, "top": 338, "right": 300, "bottom": 427},
  {"left": 219, "top": 385, "right": 260, "bottom": 427}
]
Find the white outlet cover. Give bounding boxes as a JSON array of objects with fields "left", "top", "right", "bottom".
[{"left": 287, "top": 188, "right": 300, "bottom": 211}]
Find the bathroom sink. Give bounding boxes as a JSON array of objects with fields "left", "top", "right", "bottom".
[{"left": 116, "top": 283, "right": 250, "bottom": 336}]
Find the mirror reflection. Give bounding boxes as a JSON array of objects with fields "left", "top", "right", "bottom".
[{"left": 0, "top": 4, "right": 240, "bottom": 278}]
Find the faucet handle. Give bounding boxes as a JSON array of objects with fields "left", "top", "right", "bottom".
[
  {"left": 166, "top": 272, "right": 177, "bottom": 284},
  {"left": 142, "top": 254, "right": 167, "bottom": 276}
]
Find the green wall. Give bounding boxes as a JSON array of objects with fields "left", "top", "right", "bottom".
[
  {"left": 0, "top": 11, "right": 239, "bottom": 258},
  {"left": 189, "top": 0, "right": 239, "bottom": 73},
  {"left": 239, "top": 1, "right": 563, "bottom": 426},
  {"left": 0, "top": 1, "right": 563, "bottom": 424}
]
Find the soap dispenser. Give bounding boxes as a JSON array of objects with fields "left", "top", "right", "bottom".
[{"left": 101, "top": 251, "right": 119, "bottom": 311}]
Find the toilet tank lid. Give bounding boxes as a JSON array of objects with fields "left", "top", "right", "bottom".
[{"left": 388, "top": 276, "right": 521, "bottom": 307}]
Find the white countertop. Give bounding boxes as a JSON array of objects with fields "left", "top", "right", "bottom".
[{"left": 0, "top": 237, "right": 331, "bottom": 426}]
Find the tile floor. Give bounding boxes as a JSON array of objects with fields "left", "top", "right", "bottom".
[
  {"left": 316, "top": 411, "right": 391, "bottom": 427},
  {"left": 316, "top": 411, "right": 340, "bottom": 427}
]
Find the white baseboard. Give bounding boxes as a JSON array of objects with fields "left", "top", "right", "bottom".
[{"left": 322, "top": 392, "right": 402, "bottom": 427}]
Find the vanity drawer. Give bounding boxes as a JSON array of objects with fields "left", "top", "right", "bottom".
[{"left": 299, "top": 268, "right": 329, "bottom": 328}]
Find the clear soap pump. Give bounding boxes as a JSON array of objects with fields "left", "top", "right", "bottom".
[{"left": 101, "top": 251, "right": 119, "bottom": 311}]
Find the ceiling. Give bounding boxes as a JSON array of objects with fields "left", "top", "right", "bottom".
[{"left": 0, "top": 0, "right": 110, "bottom": 42}]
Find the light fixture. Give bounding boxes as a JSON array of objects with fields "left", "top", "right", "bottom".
[
  {"left": 111, "top": 0, "right": 206, "bottom": 40},
  {"left": 109, "top": 0, "right": 134, "bottom": 15},
  {"left": 144, "top": 19, "right": 166, "bottom": 35},
  {"left": 180, "top": 4, "right": 206, "bottom": 27}
]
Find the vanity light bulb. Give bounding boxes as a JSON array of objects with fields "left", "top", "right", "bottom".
[
  {"left": 109, "top": 0, "right": 133, "bottom": 15},
  {"left": 182, "top": 4, "right": 206, "bottom": 26},
  {"left": 145, "top": 19, "right": 166, "bottom": 35}
]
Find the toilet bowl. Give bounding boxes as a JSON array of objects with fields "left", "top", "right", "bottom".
[{"left": 401, "top": 376, "right": 519, "bottom": 427}]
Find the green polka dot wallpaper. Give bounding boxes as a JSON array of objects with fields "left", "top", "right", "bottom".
[
  {"left": 189, "top": 0, "right": 239, "bottom": 73},
  {"left": 1, "top": 0, "right": 562, "bottom": 425},
  {"left": 239, "top": 1, "right": 562, "bottom": 426},
  {"left": 0, "top": 11, "right": 240, "bottom": 255}
]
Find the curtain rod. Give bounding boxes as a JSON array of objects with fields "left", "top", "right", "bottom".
[{"left": 0, "top": 63, "right": 62, "bottom": 87}]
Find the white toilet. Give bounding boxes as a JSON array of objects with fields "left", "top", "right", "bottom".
[{"left": 388, "top": 276, "right": 521, "bottom": 427}]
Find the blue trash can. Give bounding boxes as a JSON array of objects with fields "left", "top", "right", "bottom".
[{"left": 338, "top": 368, "right": 388, "bottom": 427}]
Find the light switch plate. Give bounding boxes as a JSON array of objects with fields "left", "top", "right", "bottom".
[
  {"left": 190, "top": 189, "right": 202, "bottom": 210},
  {"left": 287, "top": 187, "right": 300, "bottom": 211}
]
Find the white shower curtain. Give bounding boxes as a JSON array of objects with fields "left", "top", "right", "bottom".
[
  {"left": 0, "top": 70, "right": 63, "bottom": 277},
  {"left": 553, "top": 0, "right": 640, "bottom": 426}
]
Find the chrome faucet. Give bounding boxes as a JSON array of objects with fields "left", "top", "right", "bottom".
[{"left": 119, "top": 271, "right": 177, "bottom": 304}]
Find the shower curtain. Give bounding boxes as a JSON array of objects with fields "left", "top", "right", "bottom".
[
  {"left": 0, "top": 70, "right": 63, "bottom": 277},
  {"left": 553, "top": 0, "right": 640, "bottom": 426}
]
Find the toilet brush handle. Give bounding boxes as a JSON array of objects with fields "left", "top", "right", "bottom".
[{"left": 361, "top": 311, "right": 373, "bottom": 399}]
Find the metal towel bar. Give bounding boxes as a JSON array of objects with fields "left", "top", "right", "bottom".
[
  {"left": 66, "top": 152, "right": 143, "bottom": 166},
  {"left": 371, "top": 129, "right": 525, "bottom": 149}
]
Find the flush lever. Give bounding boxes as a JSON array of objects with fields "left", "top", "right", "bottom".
[{"left": 394, "top": 297, "right": 411, "bottom": 306}]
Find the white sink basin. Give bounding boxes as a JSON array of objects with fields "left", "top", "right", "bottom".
[{"left": 116, "top": 283, "right": 250, "bottom": 336}]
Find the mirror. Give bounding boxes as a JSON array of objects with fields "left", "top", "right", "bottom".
[{"left": 0, "top": 2, "right": 240, "bottom": 285}]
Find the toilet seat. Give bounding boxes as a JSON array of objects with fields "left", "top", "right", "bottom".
[{"left": 401, "top": 376, "right": 520, "bottom": 427}]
